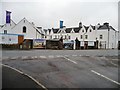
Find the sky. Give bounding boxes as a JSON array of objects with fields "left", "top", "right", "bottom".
[{"left": 0, "top": 0, "right": 119, "bottom": 30}]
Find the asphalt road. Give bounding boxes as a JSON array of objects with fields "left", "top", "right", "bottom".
[
  {"left": 2, "top": 53, "right": 119, "bottom": 88},
  {"left": 2, "top": 49, "right": 119, "bottom": 59},
  {"left": 2, "top": 65, "right": 43, "bottom": 89}
]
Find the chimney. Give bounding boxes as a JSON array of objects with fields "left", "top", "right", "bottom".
[
  {"left": 104, "top": 22, "right": 109, "bottom": 27},
  {"left": 79, "top": 22, "right": 82, "bottom": 27},
  {"left": 95, "top": 23, "right": 100, "bottom": 30}
]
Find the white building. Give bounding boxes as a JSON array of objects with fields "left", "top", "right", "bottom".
[
  {"left": 0, "top": 18, "right": 45, "bottom": 49},
  {"left": 0, "top": 18, "right": 44, "bottom": 40},
  {"left": 45, "top": 22, "right": 118, "bottom": 49}
]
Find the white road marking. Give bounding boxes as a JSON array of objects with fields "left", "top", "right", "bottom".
[
  {"left": 10, "top": 57, "right": 18, "bottom": 60},
  {"left": 48, "top": 55, "right": 54, "bottom": 58},
  {"left": 72, "top": 55, "right": 77, "bottom": 57},
  {"left": 56, "top": 55, "right": 62, "bottom": 57},
  {"left": 64, "top": 55, "right": 69, "bottom": 57},
  {"left": 91, "top": 70, "right": 120, "bottom": 85},
  {"left": 1, "top": 64, "right": 48, "bottom": 90},
  {"left": 97, "top": 56, "right": 118, "bottom": 67},
  {"left": 112, "top": 59, "right": 118, "bottom": 61},
  {"left": 40, "top": 56, "right": 46, "bottom": 58},
  {"left": 63, "top": 56, "right": 77, "bottom": 64},
  {"left": 110, "top": 61, "right": 118, "bottom": 67},
  {"left": 31, "top": 56, "right": 38, "bottom": 59},
  {"left": 21, "top": 56, "right": 29, "bottom": 60}
]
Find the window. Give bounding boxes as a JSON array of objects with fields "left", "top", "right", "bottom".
[
  {"left": 100, "top": 35, "right": 103, "bottom": 39},
  {"left": 9, "top": 38, "right": 11, "bottom": 41},
  {"left": 23, "top": 26, "right": 26, "bottom": 33},
  {"left": 2, "top": 36, "right": 5, "bottom": 39},
  {"left": 68, "top": 36, "right": 70, "bottom": 39},
  {"left": 81, "top": 35, "right": 83, "bottom": 39},
  {"left": 55, "top": 35, "right": 57, "bottom": 38},
  {"left": 50, "top": 35, "right": 52, "bottom": 39},
  {"left": 65, "top": 35, "right": 67, "bottom": 39},
  {"left": 90, "top": 29, "right": 92, "bottom": 32},
  {"left": 85, "top": 35, "right": 88, "bottom": 39},
  {"left": 82, "top": 30, "right": 84, "bottom": 32},
  {"left": 4, "top": 30, "right": 7, "bottom": 34},
  {"left": 42, "top": 35, "right": 44, "bottom": 38}
]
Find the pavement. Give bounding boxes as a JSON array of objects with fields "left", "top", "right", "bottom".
[
  {"left": 2, "top": 65, "right": 43, "bottom": 89},
  {"left": 1, "top": 50, "right": 119, "bottom": 88}
]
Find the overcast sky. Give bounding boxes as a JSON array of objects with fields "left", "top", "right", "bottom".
[{"left": 1, "top": 0, "right": 119, "bottom": 30}]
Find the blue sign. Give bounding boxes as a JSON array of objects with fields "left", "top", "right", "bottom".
[
  {"left": 60, "top": 20, "right": 63, "bottom": 28},
  {"left": 6, "top": 11, "right": 11, "bottom": 24}
]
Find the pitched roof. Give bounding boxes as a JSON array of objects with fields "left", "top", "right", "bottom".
[
  {"left": 73, "top": 27, "right": 80, "bottom": 33},
  {"left": 65, "top": 28, "right": 72, "bottom": 33},
  {"left": 109, "top": 26, "right": 116, "bottom": 31},
  {"left": 37, "top": 27, "right": 42, "bottom": 29},
  {"left": 98, "top": 25, "right": 108, "bottom": 30},
  {"left": 84, "top": 26, "right": 89, "bottom": 32},
  {"left": 52, "top": 28, "right": 59, "bottom": 33},
  {"left": 48, "top": 29, "right": 51, "bottom": 34},
  {"left": 90, "top": 25, "right": 95, "bottom": 30},
  {"left": 98, "top": 25, "right": 116, "bottom": 31}
]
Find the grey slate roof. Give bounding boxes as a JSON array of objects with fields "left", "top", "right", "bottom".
[
  {"left": 52, "top": 28, "right": 59, "bottom": 33},
  {"left": 91, "top": 25, "right": 95, "bottom": 30},
  {"left": 73, "top": 27, "right": 80, "bottom": 33},
  {"left": 98, "top": 25, "right": 116, "bottom": 31},
  {"left": 98, "top": 25, "right": 108, "bottom": 30},
  {"left": 84, "top": 26, "right": 89, "bottom": 32},
  {"left": 48, "top": 29, "right": 51, "bottom": 34},
  {"left": 65, "top": 28, "right": 72, "bottom": 33}
]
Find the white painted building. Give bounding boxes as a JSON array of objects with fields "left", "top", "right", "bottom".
[
  {"left": 45, "top": 22, "right": 118, "bottom": 49},
  {"left": 0, "top": 18, "right": 44, "bottom": 41}
]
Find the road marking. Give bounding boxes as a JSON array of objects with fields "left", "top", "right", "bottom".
[
  {"left": 63, "top": 56, "right": 77, "bottom": 64},
  {"left": 110, "top": 61, "right": 118, "bottom": 67},
  {"left": 1, "top": 64, "right": 48, "bottom": 90},
  {"left": 56, "top": 55, "right": 62, "bottom": 57},
  {"left": 96, "top": 56, "right": 118, "bottom": 67},
  {"left": 40, "top": 56, "right": 46, "bottom": 58},
  {"left": 48, "top": 55, "right": 54, "bottom": 58},
  {"left": 10, "top": 57, "right": 18, "bottom": 60},
  {"left": 64, "top": 55, "right": 69, "bottom": 57},
  {"left": 112, "top": 59, "right": 118, "bottom": 61},
  {"left": 2, "top": 64, "right": 23, "bottom": 74},
  {"left": 21, "top": 56, "right": 29, "bottom": 60},
  {"left": 91, "top": 70, "right": 120, "bottom": 85},
  {"left": 72, "top": 55, "right": 77, "bottom": 57},
  {"left": 31, "top": 56, "right": 38, "bottom": 59}
]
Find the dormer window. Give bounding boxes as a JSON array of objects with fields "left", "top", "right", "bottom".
[{"left": 23, "top": 26, "right": 26, "bottom": 33}]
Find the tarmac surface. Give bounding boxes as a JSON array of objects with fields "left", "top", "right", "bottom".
[
  {"left": 2, "top": 65, "right": 43, "bottom": 89},
  {"left": 1, "top": 50, "right": 119, "bottom": 88}
]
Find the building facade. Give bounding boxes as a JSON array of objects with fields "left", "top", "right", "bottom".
[
  {"left": 0, "top": 18, "right": 45, "bottom": 49},
  {"left": 0, "top": 18, "right": 44, "bottom": 40},
  {"left": 45, "top": 22, "right": 118, "bottom": 49}
]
